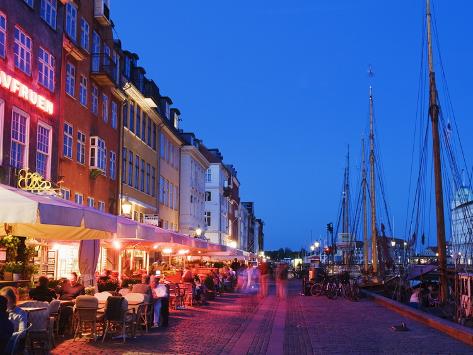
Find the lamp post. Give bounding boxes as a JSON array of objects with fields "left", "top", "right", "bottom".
[{"left": 195, "top": 227, "right": 202, "bottom": 238}]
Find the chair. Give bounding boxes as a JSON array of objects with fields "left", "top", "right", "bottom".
[
  {"left": 74, "top": 295, "right": 103, "bottom": 341},
  {"left": 48, "top": 299, "right": 61, "bottom": 345},
  {"left": 124, "top": 293, "right": 145, "bottom": 335},
  {"left": 169, "top": 284, "right": 184, "bottom": 310},
  {"left": 6, "top": 322, "right": 31, "bottom": 355},
  {"left": 102, "top": 296, "right": 134, "bottom": 343},
  {"left": 181, "top": 283, "right": 194, "bottom": 307},
  {"left": 21, "top": 301, "right": 53, "bottom": 352}
]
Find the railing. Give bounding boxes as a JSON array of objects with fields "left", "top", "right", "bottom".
[{"left": 91, "top": 53, "right": 117, "bottom": 84}]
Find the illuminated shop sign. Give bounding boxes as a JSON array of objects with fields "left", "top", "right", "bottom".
[{"left": 0, "top": 70, "right": 54, "bottom": 115}]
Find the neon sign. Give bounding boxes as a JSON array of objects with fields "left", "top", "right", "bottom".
[{"left": 0, "top": 70, "right": 54, "bottom": 115}]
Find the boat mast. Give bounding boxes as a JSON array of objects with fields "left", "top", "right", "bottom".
[
  {"left": 344, "top": 146, "right": 350, "bottom": 237},
  {"left": 362, "top": 139, "right": 369, "bottom": 273},
  {"left": 426, "top": 0, "right": 448, "bottom": 304},
  {"left": 369, "top": 79, "right": 378, "bottom": 275}
]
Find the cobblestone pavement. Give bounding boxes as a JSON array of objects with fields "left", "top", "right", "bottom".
[{"left": 52, "top": 281, "right": 472, "bottom": 355}]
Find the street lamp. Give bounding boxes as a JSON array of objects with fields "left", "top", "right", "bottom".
[
  {"left": 121, "top": 197, "right": 132, "bottom": 216},
  {"left": 195, "top": 227, "right": 202, "bottom": 238},
  {"left": 391, "top": 240, "right": 396, "bottom": 247},
  {"left": 314, "top": 241, "right": 320, "bottom": 248},
  {"left": 310, "top": 245, "right": 315, "bottom": 252}
]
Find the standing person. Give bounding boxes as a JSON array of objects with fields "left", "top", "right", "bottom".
[
  {"left": 0, "top": 295, "right": 14, "bottom": 354},
  {"left": 29, "top": 276, "right": 57, "bottom": 303},
  {"left": 0, "top": 287, "right": 27, "bottom": 337},
  {"left": 150, "top": 276, "right": 168, "bottom": 328},
  {"left": 276, "top": 263, "right": 289, "bottom": 299},
  {"left": 258, "top": 262, "right": 271, "bottom": 298}
]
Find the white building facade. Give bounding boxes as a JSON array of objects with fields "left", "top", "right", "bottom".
[
  {"left": 204, "top": 162, "right": 229, "bottom": 244},
  {"left": 239, "top": 202, "right": 249, "bottom": 251},
  {"left": 179, "top": 133, "right": 209, "bottom": 237}
]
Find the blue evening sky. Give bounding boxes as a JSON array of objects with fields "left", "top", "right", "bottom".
[{"left": 113, "top": 1, "right": 473, "bottom": 250}]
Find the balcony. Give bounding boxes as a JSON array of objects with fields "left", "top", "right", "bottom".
[
  {"left": 94, "top": 0, "right": 111, "bottom": 26},
  {"left": 62, "top": 34, "right": 86, "bottom": 62},
  {"left": 90, "top": 53, "right": 117, "bottom": 86}
]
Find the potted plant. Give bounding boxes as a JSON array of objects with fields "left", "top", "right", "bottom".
[{"left": 4, "top": 261, "right": 23, "bottom": 281}]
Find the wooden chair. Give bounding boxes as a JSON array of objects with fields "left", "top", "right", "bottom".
[
  {"left": 181, "top": 283, "right": 194, "bottom": 307},
  {"left": 74, "top": 295, "right": 103, "bottom": 341}
]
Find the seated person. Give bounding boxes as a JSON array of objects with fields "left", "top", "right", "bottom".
[
  {"left": 131, "top": 275, "right": 152, "bottom": 302},
  {"left": 150, "top": 276, "right": 168, "bottom": 328},
  {"left": 57, "top": 272, "right": 85, "bottom": 300},
  {"left": 29, "top": 276, "right": 57, "bottom": 303},
  {"left": 182, "top": 267, "right": 194, "bottom": 284},
  {"left": 0, "top": 287, "right": 27, "bottom": 336},
  {"left": 0, "top": 295, "right": 14, "bottom": 354}
]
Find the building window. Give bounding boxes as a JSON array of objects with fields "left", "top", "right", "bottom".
[
  {"left": 152, "top": 123, "right": 157, "bottom": 150},
  {"left": 74, "top": 193, "right": 83, "bottom": 205},
  {"left": 111, "top": 102, "right": 117, "bottom": 129},
  {"left": 61, "top": 188, "right": 70, "bottom": 200},
  {"left": 91, "top": 85, "right": 98, "bottom": 115},
  {"left": 169, "top": 182, "right": 173, "bottom": 209},
  {"left": 90, "top": 137, "right": 106, "bottom": 171},
  {"left": 136, "top": 106, "right": 141, "bottom": 139},
  {"left": 142, "top": 113, "right": 146, "bottom": 142},
  {"left": 97, "top": 201, "right": 105, "bottom": 212},
  {"left": 152, "top": 167, "right": 156, "bottom": 197},
  {"left": 40, "top": 0, "right": 57, "bottom": 29},
  {"left": 175, "top": 185, "right": 179, "bottom": 210},
  {"left": 36, "top": 123, "right": 51, "bottom": 179},
  {"left": 164, "top": 180, "right": 169, "bottom": 207},
  {"left": 14, "top": 27, "right": 32, "bottom": 75},
  {"left": 0, "top": 14, "right": 6, "bottom": 58},
  {"left": 123, "top": 102, "right": 128, "bottom": 128},
  {"left": 80, "top": 18, "right": 89, "bottom": 52},
  {"left": 129, "top": 102, "right": 135, "bottom": 133},
  {"left": 147, "top": 117, "right": 151, "bottom": 146},
  {"left": 63, "top": 122, "right": 73, "bottom": 159},
  {"left": 10, "top": 109, "right": 29, "bottom": 169},
  {"left": 65, "top": 3, "right": 77, "bottom": 41},
  {"left": 140, "top": 159, "right": 145, "bottom": 192},
  {"left": 121, "top": 147, "right": 127, "bottom": 183},
  {"left": 159, "top": 176, "right": 164, "bottom": 204},
  {"left": 38, "top": 48, "right": 55, "bottom": 92},
  {"left": 128, "top": 151, "right": 133, "bottom": 186},
  {"left": 87, "top": 197, "right": 94, "bottom": 208},
  {"left": 102, "top": 94, "right": 108, "bottom": 122},
  {"left": 110, "top": 151, "right": 116, "bottom": 180},
  {"left": 65, "top": 62, "right": 75, "bottom": 97},
  {"left": 205, "top": 211, "right": 211, "bottom": 227},
  {"left": 24, "top": 0, "right": 34, "bottom": 8},
  {"left": 79, "top": 75, "right": 87, "bottom": 106},
  {"left": 146, "top": 163, "right": 150, "bottom": 195},
  {"left": 160, "top": 133, "right": 165, "bottom": 158},
  {"left": 205, "top": 191, "right": 211, "bottom": 202},
  {"left": 92, "top": 31, "right": 100, "bottom": 71},
  {"left": 134, "top": 155, "right": 139, "bottom": 189},
  {"left": 206, "top": 169, "right": 212, "bottom": 182},
  {"left": 76, "top": 131, "right": 85, "bottom": 164}
]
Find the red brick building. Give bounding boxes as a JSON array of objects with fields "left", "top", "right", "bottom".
[
  {"left": 58, "top": 0, "right": 122, "bottom": 213},
  {"left": 0, "top": 0, "right": 63, "bottom": 186}
]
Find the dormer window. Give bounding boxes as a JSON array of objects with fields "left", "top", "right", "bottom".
[{"left": 165, "top": 102, "right": 170, "bottom": 119}]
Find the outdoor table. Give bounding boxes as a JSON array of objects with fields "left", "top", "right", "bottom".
[
  {"left": 19, "top": 306, "right": 48, "bottom": 313},
  {"left": 127, "top": 301, "right": 143, "bottom": 313}
]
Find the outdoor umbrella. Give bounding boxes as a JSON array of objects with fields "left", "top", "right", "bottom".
[
  {"left": 0, "top": 183, "right": 116, "bottom": 240},
  {"left": 78, "top": 239, "right": 100, "bottom": 286}
]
